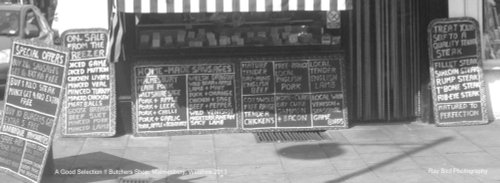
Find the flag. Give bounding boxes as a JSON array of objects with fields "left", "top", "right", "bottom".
[{"left": 107, "top": 0, "right": 124, "bottom": 63}]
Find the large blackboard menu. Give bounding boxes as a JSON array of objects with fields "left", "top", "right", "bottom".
[
  {"left": 133, "top": 63, "right": 236, "bottom": 135},
  {"left": 60, "top": 29, "right": 116, "bottom": 137},
  {"left": 0, "top": 40, "right": 69, "bottom": 183},
  {"left": 428, "top": 17, "right": 489, "bottom": 126},
  {"left": 240, "top": 56, "right": 348, "bottom": 130}
]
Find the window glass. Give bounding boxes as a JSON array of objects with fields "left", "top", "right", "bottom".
[
  {"left": 135, "top": 12, "right": 340, "bottom": 49},
  {"left": 24, "top": 9, "right": 40, "bottom": 38},
  {"left": 0, "top": 11, "right": 20, "bottom": 36},
  {"left": 484, "top": 0, "right": 500, "bottom": 60}
]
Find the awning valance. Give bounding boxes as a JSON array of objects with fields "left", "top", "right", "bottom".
[{"left": 117, "top": 0, "right": 350, "bottom": 14}]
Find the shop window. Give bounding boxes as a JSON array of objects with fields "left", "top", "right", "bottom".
[
  {"left": 484, "top": 0, "right": 500, "bottom": 59},
  {"left": 135, "top": 12, "right": 340, "bottom": 50},
  {"left": 0, "top": 11, "right": 19, "bottom": 36}
]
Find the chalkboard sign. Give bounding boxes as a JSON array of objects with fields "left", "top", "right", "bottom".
[
  {"left": 240, "top": 56, "right": 348, "bottom": 130},
  {"left": 0, "top": 40, "right": 69, "bottom": 183},
  {"left": 133, "top": 63, "right": 237, "bottom": 135},
  {"left": 60, "top": 29, "right": 116, "bottom": 137},
  {"left": 428, "top": 17, "right": 489, "bottom": 126}
]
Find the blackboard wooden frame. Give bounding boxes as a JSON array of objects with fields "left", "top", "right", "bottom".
[
  {"left": 428, "top": 17, "right": 489, "bottom": 126},
  {"left": 59, "top": 28, "right": 117, "bottom": 137},
  {"left": 130, "top": 54, "right": 348, "bottom": 136},
  {"left": 131, "top": 59, "right": 240, "bottom": 136},
  {"left": 0, "top": 40, "right": 70, "bottom": 183},
  {"left": 238, "top": 55, "right": 349, "bottom": 132}
]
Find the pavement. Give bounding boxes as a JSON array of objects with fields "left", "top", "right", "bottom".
[{"left": 2, "top": 120, "right": 500, "bottom": 183}]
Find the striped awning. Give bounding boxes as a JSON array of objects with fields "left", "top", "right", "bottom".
[{"left": 117, "top": 0, "right": 350, "bottom": 13}]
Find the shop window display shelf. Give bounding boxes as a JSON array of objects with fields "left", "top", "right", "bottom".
[{"left": 132, "top": 44, "right": 342, "bottom": 59}]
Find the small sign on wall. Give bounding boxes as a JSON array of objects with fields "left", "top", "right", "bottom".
[{"left": 326, "top": 11, "right": 341, "bottom": 29}]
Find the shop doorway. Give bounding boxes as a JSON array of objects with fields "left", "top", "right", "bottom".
[{"left": 348, "top": 0, "right": 448, "bottom": 123}]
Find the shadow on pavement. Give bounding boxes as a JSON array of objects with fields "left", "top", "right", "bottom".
[
  {"left": 42, "top": 152, "right": 157, "bottom": 183},
  {"left": 154, "top": 171, "right": 206, "bottom": 183},
  {"left": 325, "top": 137, "right": 453, "bottom": 183},
  {"left": 277, "top": 143, "right": 344, "bottom": 159}
]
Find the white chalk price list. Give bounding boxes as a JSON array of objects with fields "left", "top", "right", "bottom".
[
  {"left": 241, "top": 62, "right": 274, "bottom": 95},
  {"left": 65, "top": 59, "right": 111, "bottom": 134},
  {"left": 433, "top": 58, "right": 484, "bottom": 122},
  {"left": 433, "top": 58, "right": 481, "bottom": 103},
  {"left": 241, "top": 59, "right": 345, "bottom": 129},
  {"left": 134, "top": 64, "right": 237, "bottom": 132},
  {"left": 136, "top": 75, "right": 187, "bottom": 132},
  {"left": 0, "top": 43, "right": 67, "bottom": 183},
  {"left": 187, "top": 74, "right": 237, "bottom": 129},
  {"left": 241, "top": 62, "right": 276, "bottom": 128}
]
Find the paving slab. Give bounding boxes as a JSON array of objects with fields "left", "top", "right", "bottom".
[
  {"left": 411, "top": 156, "right": 455, "bottom": 169},
  {"left": 127, "top": 136, "right": 170, "bottom": 148},
  {"left": 430, "top": 172, "right": 483, "bottom": 183},
  {"left": 162, "top": 173, "right": 219, "bottom": 183},
  {"left": 52, "top": 143, "right": 84, "bottom": 159},
  {"left": 78, "top": 148, "right": 126, "bottom": 159},
  {"left": 491, "top": 120, "right": 500, "bottom": 127},
  {"left": 411, "top": 128, "right": 466, "bottom": 141},
  {"left": 123, "top": 147, "right": 169, "bottom": 162},
  {"left": 53, "top": 137, "right": 87, "bottom": 144},
  {"left": 51, "top": 167, "right": 121, "bottom": 183},
  {"left": 372, "top": 169, "right": 441, "bottom": 183},
  {"left": 276, "top": 143, "right": 333, "bottom": 165},
  {"left": 334, "top": 169, "right": 387, "bottom": 183},
  {"left": 380, "top": 126, "right": 426, "bottom": 144},
  {"left": 456, "top": 129, "right": 500, "bottom": 147},
  {"left": 320, "top": 143, "right": 361, "bottom": 160},
  {"left": 422, "top": 138, "right": 483, "bottom": 154},
  {"left": 446, "top": 123, "right": 500, "bottom": 131},
  {"left": 117, "top": 160, "right": 168, "bottom": 179},
  {"left": 41, "top": 175, "right": 67, "bottom": 183},
  {"left": 359, "top": 152, "right": 421, "bottom": 172},
  {"left": 70, "top": 158, "right": 123, "bottom": 172},
  {"left": 472, "top": 168, "right": 500, "bottom": 182},
  {"left": 380, "top": 124, "right": 413, "bottom": 135},
  {"left": 280, "top": 156, "right": 337, "bottom": 175},
  {"left": 384, "top": 134, "right": 424, "bottom": 145},
  {"left": 213, "top": 133, "right": 258, "bottom": 148},
  {"left": 217, "top": 173, "right": 289, "bottom": 183},
  {"left": 82, "top": 136, "right": 129, "bottom": 150},
  {"left": 287, "top": 172, "right": 342, "bottom": 183},
  {"left": 171, "top": 134, "right": 214, "bottom": 141},
  {"left": 348, "top": 123, "right": 396, "bottom": 130},
  {"left": 168, "top": 153, "right": 216, "bottom": 169},
  {"left": 61, "top": 175, "right": 121, "bottom": 183},
  {"left": 52, "top": 138, "right": 86, "bottom": 158},
  {"left": 53, "top": 156, "right": 77, "bottom": 170},
  {"left": 350, "top": 141, "right": 404, "bottom": 154},
  {"left": 340, "top": 129, "right": 394, "bottom": 143},
  {"left": 443, "top": 152, "right": 500, "bottom": 169},
  {"left": 169, "top": 136, "right": 214, "bottom": 155},
  {"left": 483, "top": 147, "right": 500, "bottom": 160},
  {"left": 329, "top": 158, "right": 369, "bottom": 170},
  {"left": 117, "top": 166, "right": 220, "bottom": 183},
  {"left": 326, "top": 131, "right": 351, "bottom": 144},
  {"left": 217, "top": 163, "right": 285, "bottom": 177},
  {"left": 0, "top": 172, "right": 24, "bottom": 183},
  {"left": 396, "top": 141, "right": 443, "bottom": 157},
  {"left": 215, "top": 144, "right": 280, "bottom": 166},
  {"left": 119, "top": 160, "right": 169, "bottom": 171}
]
